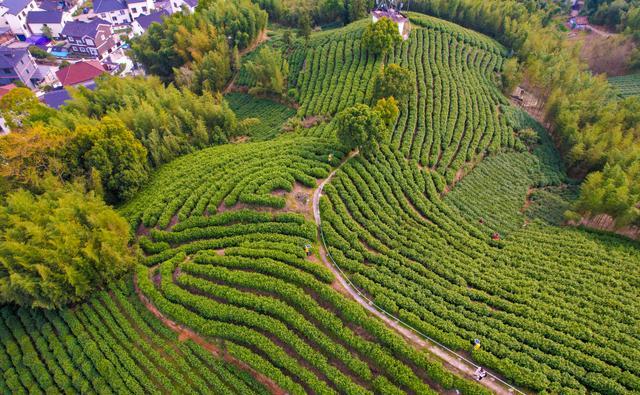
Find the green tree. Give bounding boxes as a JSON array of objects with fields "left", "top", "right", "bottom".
[
  {"left": 373, "top": 96, "right": 399, "bottom": 129},
  {"left": 244, "top": 46, "right": 289, "bottom": 96},
  {"left": 362, "top": 17, "right": 402, "bottom": 56},
  {"left": 335, "top": 103, "right": 388, "bottom": 152},
  {"left": 298, "top": 12, "right": 312, "bottom": 41},
  {"left": 348, "top": 0, "right": 369, "bottom": 22},
  {"left": 0, "top": 178, "right": 137, "bottom": 309},
  {"left": 41, "top": 25, "right": 53, "bottom": 39},
  {"left": 374, "top": 63, "right": 414, "bottom": 100},
  {"left": 0, "top": 88, "right": 56, "bottom": 129},
  {"left": 501, "top": 57, "right": 523, "bottom": 94},
  {"left": 62, "top": 117, "right": 148, "bottom": 203}
]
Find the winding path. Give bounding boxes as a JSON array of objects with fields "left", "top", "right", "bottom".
[{"left": 312, "top": 153, "right": 525, "bottom": 395}]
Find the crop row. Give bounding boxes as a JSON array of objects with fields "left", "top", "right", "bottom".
[
  {"left": 137, "top": 210, "right": 490, "bottom": 395},
  {"left": 0, "top": 281, "right": 261, "bottom": 394},
  {"left": 225, "top": 93, "right": 296, "bottom": 141},
  {"left": 120, "top": 136, "right": 343, "bottom": 229},
  {"left": 320, "top": 146, "right": 640, "bottom": 394}
]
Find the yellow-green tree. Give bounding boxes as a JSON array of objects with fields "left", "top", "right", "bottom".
[{"left": 0, "top": 178, "right": 138, "bottom": 309}]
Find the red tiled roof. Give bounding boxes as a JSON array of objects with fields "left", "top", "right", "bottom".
[
  {"left": 55, "top": 60, "right": 106, "bottom": 86},
  {"left": 0, "top": 83, "right": 17, "bottom": 98}
]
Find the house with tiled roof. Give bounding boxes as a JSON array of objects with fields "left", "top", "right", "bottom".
[
  {"left": 26, "top": 9, "right": 71, "bottom": 37},
  {"left": 0, "top": 45, "right": 37, "bottom": 87},
  {"left": 168, "top": 0, "right": 195, "bottom": 14},
  {"left": 61, "top": 19, "right": 116, "bottom": 59},
  {"left": 55, "top": 60, "right": 106, "bottom": 86},
  {"left": 131, "top": 9, "right": 166, "bottom": 35},
  {"left": 40, "top": 81, "right": 95, "bottom": 108},
  {"left": 0, "top": 0, "right": 40, "bottom": 38}
]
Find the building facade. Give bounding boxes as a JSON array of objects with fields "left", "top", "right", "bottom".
[{"left": 61, "top": 19, "right": 116, "bottom": 59}]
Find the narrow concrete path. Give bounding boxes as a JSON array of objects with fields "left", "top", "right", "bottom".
[{"left": 312, "top": 152, "right": 525, "bottom": 395}]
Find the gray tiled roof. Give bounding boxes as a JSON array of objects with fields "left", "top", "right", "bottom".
[
  {"left": 27, "top": 10, "right": 63, "bottom": 24},
  {"left": 0, "top": 46, "right": 28, "bottom": 68},
  {"left": 135, "top": 9, "right": 167, "bottom": 30},
  {"left": 93, "top": 0, "right": 127, "bottom": 13},
  {"left": 61, "top": 18, "right": 108, "bottom": 37},
  {"left": 2, "top": 0, "right": 32, "bottom": 14}
]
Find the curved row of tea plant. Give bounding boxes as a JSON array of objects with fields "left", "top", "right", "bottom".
[
  {"left": 225, "top": 93, "right": 296, "bottom": 141},
  {"left": 120, "top": 136, "right": 343, "bottom": 230},
  {"left": 0, "top": 281, "right": 263, "bottom": 394},
  {"left": 320, "top": 145, "right": 640, "bottom": 394},
  {"left": 136, "top": 210, "right": 490, "bottom": 395}
]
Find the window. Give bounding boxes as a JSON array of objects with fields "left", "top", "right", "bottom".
[
  {"left": 79, "top": 47, "right": 85, "bottom": 52},
  {"left": 24, "top": 67, "right": 28, "bottom": 73},
  {"left": 68, "top": 37, "right": 74, "bottom": 42},
  {"left": 72, "top": 45, "right": 77, "bottom": 51},
  {"left": 3, "top": 68, "right": 11, "bottom": 74},
  {"left": 101, "top": 13, "right": 106, "bottom": 18},
  {"left": 86, "top": 38, "right": 93, "bottom": 45},
  {"left": 119, "top": 10, "right": 125, "bottom": 14},
  {"left": 112, "top": 16, "right": 116, "bottom": 21},
  {"left": 131, "top": 7, "right": 136, "bottom": 12},
  {"left": 142, "top": 6, "right": 147, "bottom": 11}
]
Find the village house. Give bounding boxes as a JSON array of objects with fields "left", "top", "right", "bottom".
[
  {"left": 26, "top": 9, "right": 71, "bottom": 37},
  {"left": 55, "top": 59, "right": 106, "bottom": 86},
  {"left": 0, "top": 0, "right": 41, "bottom": 39},
  {"left": 0, "top": 45, "right": 38, "bottom": 87},
  {"left": 131, "top": 9, "right": 166, "bottom": 35},
  {"left": 126, "top": 0, "right": 153, "bottom": 20},
  {"left": 61, "top": 19, "right": 116, "bottom": 59},
  {"left": 168, "top": 0, "right": 196, "bottom": 14}
]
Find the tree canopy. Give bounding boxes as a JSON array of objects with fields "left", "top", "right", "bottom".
[
  {"left": 362, "top": 17, "right": 402, "bottom": 55},
  {"left": 244, "top": 46, "right": 290, "bottom": 96},
  {"left": 0, "top": 179, "right": 137, "bottom": 309},
  {"left": 335, "top": 99, "right": 398, "bottom": 152},
  {"left": 374, "top": 63, "right": 414, "bottom": 101}
]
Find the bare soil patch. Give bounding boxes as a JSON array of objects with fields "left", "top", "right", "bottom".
[{"left": 568, "top": 30, "right": 635, "bottom": 76}]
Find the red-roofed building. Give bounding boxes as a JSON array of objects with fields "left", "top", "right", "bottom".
[
  {"left": 0, "top": 83, "right": 17, "bottom": 98},
  {"left": 55, "top": 60, "right": 107, "bottom": 86}
]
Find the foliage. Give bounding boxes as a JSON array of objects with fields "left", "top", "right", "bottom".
[
  {"left": 0, "top": 179, "right": 136, "bottom": 308},
  {"left": 131, "top": 0, "right": 266, "bottom": 82},
  {"left": 570, "top": 161, "right": 640, "bottom": 226},
  {"left": 335, "top": 103, "right": 387, "bottom": 152},
  {"left": 0, "top": 88, "right": 56, "bottom": 130},
  {"left": 0, "top": 280, "right": 266, "bottom": 393},
  {"left": 374, "top": 63, "right": 414, "bottom": 101},
  {"left": 373, "top": 96, "right": 399, "bottom": 129},
  {"left": 61, "top": 117, "right": 148, "bottom": 203},
  {"left": 244, "top": 46, "right": 290, "bottom": 96},
  {"left": 64, "top": 76, "right": 238, "bottom": 169},
  {"left": 362, "top": 17, "right": 402, "bottom": 55},
  {"left": 225, "top": 92, "right": 296, "bottom": 140},
  {"left": 321, "top": 145, "right": 640, "bottom": 394}
]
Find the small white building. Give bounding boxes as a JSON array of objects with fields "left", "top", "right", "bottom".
[
  {"left": 0, "top": 0, "right": 40, "bottom": 38},
  {"left": 94, "top": 0, "right": 130, "bottom": 24},
  {"left": 371, "top": 9, "right": 410, "bottom": 40},
  {"left": 126, "top": 0, "right": 153, "bottom": 20},
  {"left": 168, "top": 0, "right": 196, "bottom": 14},
  {"left": 26, "top": 9, "right": 71, "bottom": 37}
]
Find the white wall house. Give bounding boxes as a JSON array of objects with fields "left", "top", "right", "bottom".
[
  {"left": 127, "top": 0, "right": 153, "bottom": 19},
  {"left": 26, "top": 10, "right": 71, "bottom": 37},
  {"left": 0, "top": 0, "right": 40, "bottom": 38},
  {"left": 131, "top": 9, "right": 166, "bottom": 35},
  {"left": 94, "top": 0, "right": 130, "bottom": 24},
  {"left": 168, "top": 0, "right": 196, "bottom": 14}
]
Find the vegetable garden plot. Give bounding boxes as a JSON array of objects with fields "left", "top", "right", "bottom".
[
  {"left": 136, "top": 210, "right": 490, "bottom": 395},
  {"left": 0, "top": 282, "right": 261, "bottom": 394},
  {"left": 320, "top": 145, "right": 640, "bottom": 394}
]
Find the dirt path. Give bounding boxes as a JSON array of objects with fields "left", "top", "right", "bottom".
[
  {"left": 224, "top": 29, "right": 270, "bottom": 94},
  {"left": 312, "top": 153, "right": 526, "bottom": 395},
  {"left": 132, "top": 273, "right": 286, "bottom": 395}
]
